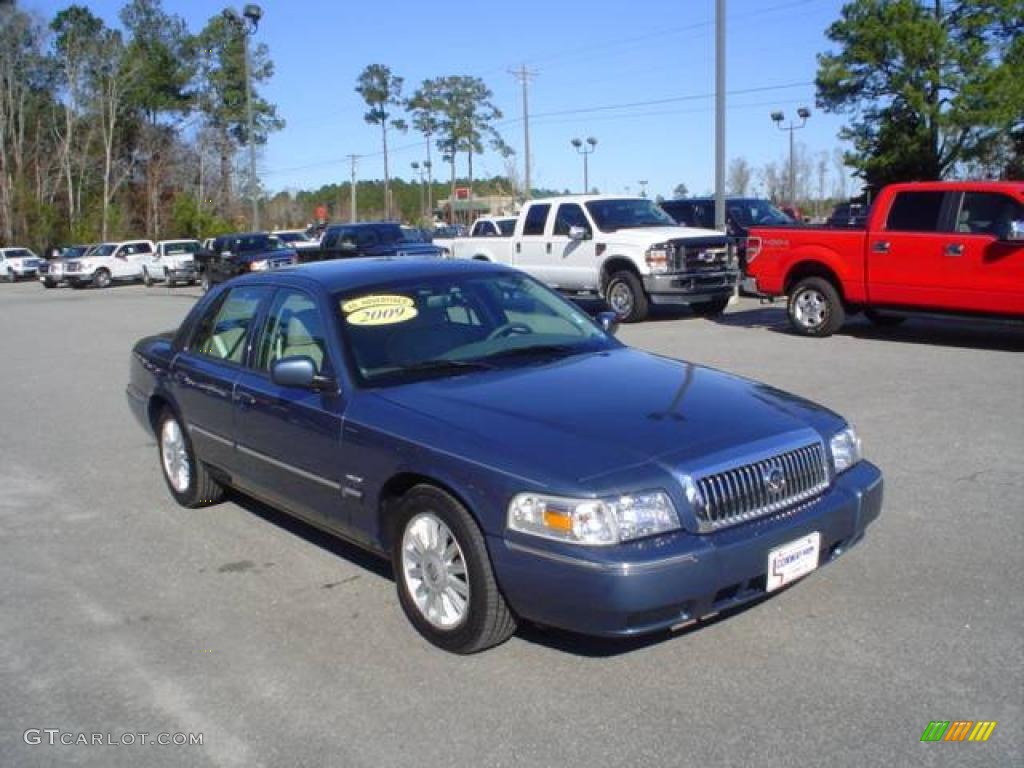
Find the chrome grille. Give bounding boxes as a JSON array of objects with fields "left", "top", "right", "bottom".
[
  {"left": 679, "top": 243, "right": 729, "bottom": 272},
  {"left": 694, "top": 443, "right": 828, "bottom": 531},
  {"left": 65, "top": 261, "right": 82, "bottom": 273}
]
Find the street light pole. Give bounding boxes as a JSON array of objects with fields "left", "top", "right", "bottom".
[
  {"left": 423, "top": 160, "right": 433, "bottom": 221},
  {"left": 771, "top": 107, "right": 810, "bottom": 208},
  {"left": 571, "top": 137, "right": 598, "bottom": 194},
  {"left": 223, "top": 4, "right": 263, "bottom": 231},
  {"left": 411, "top": 161, "right": 425, "bottom": 221}
]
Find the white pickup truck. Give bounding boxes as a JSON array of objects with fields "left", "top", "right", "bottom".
[
  {"left": 1, "top": 248, "right": 43, "bottom": 282},
  {"left": 65, "top": 239, "right": 155, "bottom": 288},
  {"left": 142, "top": 239, "right": 201, "bottom": 287},
  {"left": 450, "top": 196, "right": 738, "bottom": 321}
]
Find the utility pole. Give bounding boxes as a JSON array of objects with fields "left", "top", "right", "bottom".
[
  {"left": 714, "top": 0, "right": 726, "bottom": 231},
  {"left": 348, "top": 154, "right": 359, "bottom": 223},
  {"left": 509, "top": 65, "right": 537, "bottom": 200}
]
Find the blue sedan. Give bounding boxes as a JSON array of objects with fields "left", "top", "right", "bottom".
[{"left": 126, "top": 258, "right": 882, "bottom": 653}]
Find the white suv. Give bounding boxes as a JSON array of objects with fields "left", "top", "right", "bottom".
[
  {"left": 142, "top": 240, "right": 201, "bottom": 287},
  {"left": 65, "top": 240, "right": 155, "bottom": 288},
  {"left": 1, "top": 248, "right": 43, "bottom": 282}
]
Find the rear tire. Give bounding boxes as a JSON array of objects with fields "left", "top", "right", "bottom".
[
  {"left": 787, "top": 277, "right": 845, "bottom": 337},
  {"left": 690, "top": 296, "right": 731, "bottom": 317},
  {"left": 157, "top": 408, "right": 224, "bottom": 508},
  {"left": 604, "top": 270, "right": 650, "bottom": 323},
  {"left": 864, "top": 309, "right": 906, "bottom": 327},
  {"left": 42, "top": 279, "right": 56, "bottom": 289},
  {"left": 393, "top": 485, "right": 516, "bottom": 654}
]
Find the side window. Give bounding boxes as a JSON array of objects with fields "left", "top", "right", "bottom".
[
  {"left": 480, "top": 222, "right": 497, "bottom": 236},
  {"left": 886, "top": 192, "right": 946, "bottom": 232},
  {"left": 553, "top": 204, "right": 590, "bottom": 236},
  {"left": 522, "top": 204, "right": 551, "bottom": 236},
  {"left": 953, "top": 192, "right": 1023, "bottom": 236},
  {"left": 357, "top": 229, "right": 379, "bottom": 246},
  {"left": 191, "top": 286, "right": 269, "bottom": 364},
  {"left": 257, "top": 289, "right": 329, "bottom": 374},
  {"left": 138, "top": 242, "right": 152, "bottom": 254},
  {"left": 322, "top": 230, "right": 339, "bottom": 249}
]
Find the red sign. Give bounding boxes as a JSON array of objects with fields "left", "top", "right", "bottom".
[
  {"left": 315, "top": 205, "right": 328, "bottom": 223},
  {"left": 454, "top": 187, "right": 470, "bottom": 200}
]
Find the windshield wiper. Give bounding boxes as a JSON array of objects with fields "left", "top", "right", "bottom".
[
  {"left": 481, "top": 344, "right": 579, "bottom": 363},
  {"left": 397, "top": 359, "right": 496, "bottom": 377}
]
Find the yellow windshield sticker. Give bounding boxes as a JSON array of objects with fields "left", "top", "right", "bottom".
[{"left": 342, "top": 294, "right": 418, "bottom": 326}]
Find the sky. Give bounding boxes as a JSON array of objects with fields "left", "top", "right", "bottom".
[{"left": 23, "top": 0, "right": 860, "bottom": 201}]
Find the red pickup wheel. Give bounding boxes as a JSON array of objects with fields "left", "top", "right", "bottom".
[{"left": 787, "top": 277, "right": 845, "bottom": 337}]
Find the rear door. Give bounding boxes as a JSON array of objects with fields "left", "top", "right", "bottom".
[
  {"left": 944, "top": 191, "right": 1024, "bottom": 314},
  {"left": 514, "top": 203, "right": 554, "bottom": 284},
  {"left": 547, "top": 202, "right": 598, "bottom": 289},
  {"left": 868, "top": 190, "right": 956, "bottom": 308},
  {"left": 232, "top": 287, "right": 349, "bottom": 529},
  {"left": 172, "top": 285, "right": 272, "bottom": 471}
]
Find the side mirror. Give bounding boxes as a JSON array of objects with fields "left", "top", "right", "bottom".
[
  {"left": 568, "top": 225, "right": 589, "bottom": 241},
  {"left": 271, "top": 356, "right": 336, "bottom": 392},
  {"left": 1000, "top": 219, "right": 1024, "bottom": 242},
  {"left": 596, "top": 311, "right": 619, "bottom": 336}
]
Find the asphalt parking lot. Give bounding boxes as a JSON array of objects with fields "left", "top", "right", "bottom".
[{"left": 1, "top": 279, "right": 1021, "bottom": 767}]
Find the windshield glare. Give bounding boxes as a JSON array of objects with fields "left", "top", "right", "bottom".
[
  {"left": 728, "top": 201, "right": 792, "bottom": 226},
  {"left": 337, "top": 273, "right": 616, "bottom": 386},
  {"left": 585, "top": 199, "right": 677, "bottom": 231},
  {"left": 91, "top": 244, "right": 117, "bottom": 256}
]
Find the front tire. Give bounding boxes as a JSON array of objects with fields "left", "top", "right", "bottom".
[
  {"left": 604, "top": 270, "right": 650, "bottom": 323},
  {"left": 200, "top": 271, "right": 210, "bottom": 293},
  {"left": 787, "top": 277, "right": 845, "bottom": 337},
  {"left": 4, "top": 269, "right": 13, "bottom": 283},
  {"left": 143, "top": 268, "right": 153, "bottom": 287},
  {"left": 691, "top": 296, "right": 731, "bottom": 317},
  {"left": 393, "top": 486, "right": 516, "bottom": 654},
  {"left": 157, "top": 408, "right": 224, "bottom": 508},
  {"left": 94, "top": 268, "right": 112, "bottom": 289},
  {"left": 42, "top": 279, "right": 56, "bottom": 289}
]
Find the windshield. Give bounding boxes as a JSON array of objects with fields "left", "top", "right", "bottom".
[
  {"left": 497, "top": 219, "right": 516, "bottom": 236},
  {"left": 164, "top": 241, "right": 200, "bottom": 254},
  {"left": 727, "top": 200, "right": 793, "bottom": 226},
  {"left": 5, "top": 249, "right": 31, "bottom": 258},
  {"left": 91, "top": 244, "right": 117, "bottom": 257},
  {"left": 584, "top": 199, "right": 677, "bottom": 232},
  {"left": 234, "top": 235, "right": 285, "bottom": 252},
  {"left": 401, "top": 228, "right": 426, "bottom": 242},
  {"left": 62, "top": 246, "right": 88, "bottom": 259},
  {"left": 275, "top": 232, "right": 307, "bottom": 243},
  {"left": 336, "top": 272, "right": 617, "bottom": 386}
]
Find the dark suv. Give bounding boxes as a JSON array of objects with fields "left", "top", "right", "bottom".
[
  {"left": 198, "top": 233, "right": 297, "bottom": 291},
  {"left": 659, "top": 197, "right": 795, "bottom": 273},
  {"left": 307, "top": 222, "right": 445, "bottom": 262}
]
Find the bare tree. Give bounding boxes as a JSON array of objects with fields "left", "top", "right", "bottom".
[{"left": 726, "top": 156, "right": 752, "bottom": 196}]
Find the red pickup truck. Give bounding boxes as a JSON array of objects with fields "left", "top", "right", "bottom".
[{"left": 745, "top": 181, "right": 1024, "bottom": 336}]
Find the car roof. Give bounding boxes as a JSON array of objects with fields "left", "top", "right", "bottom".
[{"left": 231, "top": 256, "right": 515, "bottom": 294}]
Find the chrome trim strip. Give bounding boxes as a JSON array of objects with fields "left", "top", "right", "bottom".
[
  {"left": 189, "top": 424, "right": 233, "bottom": 448},
  {"left": 504, "top": 540, "right": 697, "bottom": 574},
  {"left": 236, "top": 444, "right": 342, "bottom": 490}
]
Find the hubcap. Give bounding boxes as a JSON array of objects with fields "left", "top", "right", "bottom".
[
  {"left": 794, "top": 289, "right": 827, "bottom": 328},
  {"left": 401, "top": 512, "right": 470, "bottom": 630},
  {"left": 160, "top": 418, "right": 191, "bottom": 493},
  {"left": 608, "top": 281, "right": 633, "bottom": 316}
]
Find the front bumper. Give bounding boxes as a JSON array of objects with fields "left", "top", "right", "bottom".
[
  {"left": 489, "top": 460, "right": 882, "bottom": 637},
  {"left": 67, "top": 273, "right": 95, "bottom": 286},
  {"left": 9, "top": 267, "right": 39, "bottom": 278},
  {"left": 643, "top": 270, "right": 738, "bottom": 304}
]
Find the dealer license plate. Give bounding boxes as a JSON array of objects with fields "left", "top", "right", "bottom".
[{"left": 766, "top": 532, "right": 821, "bottom": 593}]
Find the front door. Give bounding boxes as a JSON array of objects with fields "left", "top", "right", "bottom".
[
  {"left": 944, "top": 191, "right": 1024, "bottom": 315},
  {"left": 547, "top": 202, "right": 598, "bottom": 290},
  {"left": 172, "top": 284, "right": 271, "bottom": 471},
  {"left": 232, "top": 287, "right": 348, "bottom": 530},
  {"left": 868, "top": 190, "right": 956, "bottom": 308}
]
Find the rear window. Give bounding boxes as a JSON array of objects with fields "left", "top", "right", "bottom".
[
  {"left": 885, "top": 192, "right": 946, "bottom": 232},
  {"left": 522, "top": 204, "right": 550, "bottom": 236}
]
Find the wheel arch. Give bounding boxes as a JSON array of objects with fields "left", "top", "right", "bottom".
[
  {"left": 784, "top": 260, "right": 845, "bottom": 300},
  {"left": 599, "top": 255, "right": 642, "bottom": 289},
  {"left": 376, "top": 472, "right": 482, "bottom": 555}
]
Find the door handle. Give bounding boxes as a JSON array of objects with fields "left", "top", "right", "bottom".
[
  {"left": 235, "top": 391, "right": 257, "bottom": 407},
  {"left": 545, "top": 242, "right": 552, "bottom": 254},
  {"left": 871, "top": 241, "right": 890, "bottom": 254},
  {"left": 176, "top": 372, "right": 195, "bottom": 387},
  {"left": 515, "top": 243, "right": 521, "bottom": 254},
  {"left": 944, "top": 243, "right": 964, "bottom": 257}
]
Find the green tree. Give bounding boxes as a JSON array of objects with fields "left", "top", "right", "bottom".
[
  {"left": 407, "top": 79, "right": 445, "bottom": 210},
  {"left": 817, "top": 0, "right": 1024, "bottom": 189},
  {"left": 672, "top": 183, "right": 688, "bottom": 198},
  {"left": 356, "top": 64, "right": 407, "bottom": 220}
]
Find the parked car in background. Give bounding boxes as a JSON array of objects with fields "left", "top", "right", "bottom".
[
  {"left": 429, "top": 224, "right": 468, "bottom": 256},
  {"left": 197, "top": 233, "right": 297, "bottom": 292},
  {"left": 126, "top": 257, "right": 883, "bottom": 653},
  {"left": 0, "top": 247, "right": 43, "bottom": 282},
  {"left": 273, "top": 229, "right": 320, "bottom": 252},
  {"left": 400, "top": 226, "right": 432, "bottom": 243},
  {"left": 469, "top": 216, "right": 517, "bottom": 238},
  {"left": 659, "top": 196, "right": 795, "bottom": 273},
  {"left": 39, "top": 244, "right": 94, "bottom": 287},
  {"left": 303, "top": 222, "right": 445, "bottom": 263},
  {"left": 826, "top": 202, "right": 870, "bottom": 229},
  {"left": 64, "top": 240, "right": 155, "bottom": 288},
  {"left": 451, "top": 195, "right": 739, "bottom": 322},
  {"left": 143, "top": 239, "right": 201, "bottom": 287},
  {"left": 746, "top": 181, "right": 1024, "bottom": 336}
]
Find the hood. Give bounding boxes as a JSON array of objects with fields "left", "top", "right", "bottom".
[
  {"left": 371, "top": 347, "right": 843, "bottom": 489},
  {"left": 602, "top": 226, "right": 726, "bottom": 247}
]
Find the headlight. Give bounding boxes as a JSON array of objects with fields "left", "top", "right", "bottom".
[
  {"left": 508, "top": 490, "right": 680, "bottom": 546},
  {"left": 645, "top": 244, "right": 672, "bottom": 274},
  {"left": 250, "top": 259, "right": 269, "bottom": 271},
  {"left": 830, "top": 426, "right": 863, "bottom": 474}
]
